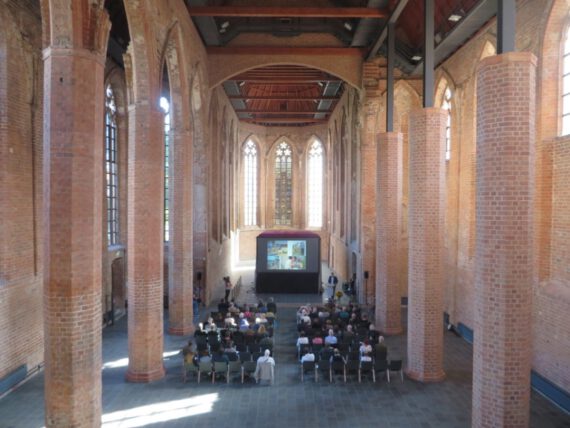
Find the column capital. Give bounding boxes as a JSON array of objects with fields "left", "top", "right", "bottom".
[{"left": 42, "top": 46, "right": 106, "bottom": 67}]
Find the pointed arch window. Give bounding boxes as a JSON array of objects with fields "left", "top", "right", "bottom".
[
  {"left": 105, "top": 84, "right": 119, "bottom": 245},
  {"left": 442, "top": 86, "right": 452, "bottom": 161},
  {"left": 243, "top": 139, "right": 258, "bottom": 226},
  {"left": 274, "top": 141, "right": 292, "bottom": 226},
  {"left": 562, "top": 27, "right": 570, "bottom": 135},
  {"left": 307, "top": 139, "right": 324, "bottom": 228},
  {"left": 160, "top": 96, "right": 171, "bottom": 242}
]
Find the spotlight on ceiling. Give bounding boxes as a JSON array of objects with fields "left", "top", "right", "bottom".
[
  {"left": 448, "top": 14, "right": 462, "bottom": 22},
  {"left": 411, "top": 55, "right": 422, "bottom": 61},
  {"left": 344, "top": 22, "right": 353, "bottom": 31},
  {"left": 239, "top": 81, "right": 245, "bottom": 87},
  {"left": 221, "top": 21, "right": 230, "bottom": 29}
]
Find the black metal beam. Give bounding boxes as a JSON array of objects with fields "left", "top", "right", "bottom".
[
  {"left": 497, "top": 0, "right": 515, "bottom": 53},
  {"left": 387, "top": 23, "right": 395, "bottom": 132},
  {"left": 423, "top": 0, "right": 434, "bottom": 108},
  {"left": 366, "top": 0, "right": 410, "bottom": 61}
]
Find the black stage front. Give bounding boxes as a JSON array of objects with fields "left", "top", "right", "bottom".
[{"left": 255, "top": 231, "right": 321, "bottom": 294}]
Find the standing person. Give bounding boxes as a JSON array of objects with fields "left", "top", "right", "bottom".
[
  {"left": 326, "top": 271, "right": 338, "bottom": 302},
  {"left": 254, "top": 349, "right": 275, "bottom": 385},
  {"left": 223, "top": 276, "right": 233, "bottom": 303}
]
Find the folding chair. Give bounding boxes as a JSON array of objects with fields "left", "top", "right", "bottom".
[
  {"left": 242, "top": 360, "right": 257, "bottom": 383},
  {"left": 301, "top": 361, "right": 317, "bottom": 382},
  {"left": 359, "top": 361, "right": 375, "bottom": 383},
  {"left": 345, "top": 360, "right": 359, "bottom": 382},
  {"left": 213, "top": 361, "right": 228, "bottom": 384},
  {"left": 197, "top": 361, "right": 212, "bottom": 383},
  {"left": 317, "top": 360, "right": 331, "bottom": 383},
  {"left": 227, "top": 360, "right": 242, "bottom": 384},
  {"left": 388, "top": 359, "right": 404, "bottom": 383}
]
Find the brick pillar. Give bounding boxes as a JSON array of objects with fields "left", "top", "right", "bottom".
[
  {"left": 168, "top": 128, "right": 194, "bottom": 335},
  {"left": 126, "top": 104, "right": 165, "bottom": 382},
  {"left": 406, "top": 108, "right": 446, "bottom": 382},
  {"left": 42, "top": 47, "right": 104, "bottom": 427},
  {"left": 360, "top": 95, "right": 382, "bottom": 304},
  {"left": 375, "top": 132, "right": 403, "bottom": 335},
  {"left": 472, "top": 52, "right": 536, "bottom": 428}
]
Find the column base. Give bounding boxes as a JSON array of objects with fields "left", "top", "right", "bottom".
[
  {"left": 168, "top": 325, "right": 195, "bottom": 336},
  {"left": 405, "top": 368, "right": 446, "bottom": 383},
  {"left": 125, "top": 366, "right": 165, "bottom": 383}
]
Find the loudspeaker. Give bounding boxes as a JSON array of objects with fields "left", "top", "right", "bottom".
[
  {"left": 197, "top": 272, "right": 202, "bottom": 281},
  {"left": 364, "top": 271, "right": 369, "bottom": 279}
]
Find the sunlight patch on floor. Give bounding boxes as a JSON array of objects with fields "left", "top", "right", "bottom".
[
  {"left": 101, "top": 393, "right": 218, "bottom": 427},
  {"left": 102, "top": 351, "right": 182, "bottom": 370}
]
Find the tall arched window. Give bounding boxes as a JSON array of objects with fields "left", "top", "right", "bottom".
[
  {"left": 562, "top": 27, "right": 570, "bottom": 135},
  {"left": 243, "top": 139, "right": 257, "bottom": 226},
  {"left": 307, "top": 139, "right": 324, "bottom": 228},
  {"left": 442, "top": 86, "right": 452, "bottom": 161},
  {"left": 274, "top": 141, "right": 292, "bottom": 226},
  {"left": 160, "top": 96, "right": 171, "bottom": 241},
  {"left": 105, "top": 84, "right": 119, "bottom": 245}
]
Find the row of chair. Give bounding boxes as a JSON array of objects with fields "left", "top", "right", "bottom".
[
  {"left": 300, "top": 359, "right": 403, "bottom": 383},
  {"left": 183, "top": 360, "right": 260, "bottom": 384}
]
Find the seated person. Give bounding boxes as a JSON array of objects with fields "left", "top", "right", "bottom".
[
  {"left": 238, "top": 313, "right": 250, "bottom": 331},
  {"left": 194, "top": 323, "right": 207, "bottom": 337},
  {"left": 359, "top": 340, "right": 372, "bottom": 355},
  {"left": 311, "top": 335, "right": 323, "bottom": 346},
  {"left": 198, "top": 350, "right": 212, "bottom": 364},
  {"left": 212, "top": 349, "right": 229, "bottom": 363},
  {"left": 254, "top": 349, "right": 275, "bottom": 384},
  {"left": 374, "top": 336, "right": 388, "bottom": 361},
  {"left": 324, "top": 329, "right": 338, "bottom": 346},
  {"left": 266, "top": 297, "right": 277, "bottom": 314},
  {"left": 360, "top": 351, "right": 373, "bottom": 363},
  {"left": 329, "top": 348, "right": 346, "bottom": 374},
  {"left": 259, "top": 334, "right": 273, "bottom": 349},
  {"left": 296, "top": 332, "right": 309, "bottom": 351},
  {"left": 256, "top": 324, "right": 268, "bottom": 339},
  {"left": 300, "top": 349, "right": 315, "bottom": 363},
  {"left": 368, "top": 323, "right": 380, "bottom": 343},
  {"left": 224, "top": 314, "right": 237, "bottom": 328},
  {"left": 228, "top": 301, "right": 240, "bottom": 315}
]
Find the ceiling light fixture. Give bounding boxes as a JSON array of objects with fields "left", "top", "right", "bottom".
[
  {"left": 411, "top": 55, "right": 422, "bottom": 61},
  {"left": 344, "top": 22, "right": 353, "bottom": 31},
  {"left": 448, "top": 14, "right": 462, "bottom": 22},
  {"left": 221, "top": 21, "right": 230, "bottom": 29}
]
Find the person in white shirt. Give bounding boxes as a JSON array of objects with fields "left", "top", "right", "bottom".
[
  {"left": 300, "top": 350, "right": 315, "bottom": 363},
  {"left": 324, "top": 329, "right": 338, "bottom": 346}
]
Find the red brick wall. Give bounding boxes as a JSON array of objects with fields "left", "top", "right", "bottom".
[{"left": 0, "top": 1, "right": 44, "bottom": 383}]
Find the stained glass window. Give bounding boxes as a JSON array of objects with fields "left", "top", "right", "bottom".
[
  {"left": 243, "top": 139, "right": 257, "bottom": 226},
  {"left": 274, "top": 141, "right": 292, "bottom": 226},
  {"left": 105, "top": 85, "right": 119, "bottom": 245},
  {"left": 307, "top": 139, "right": 323, "bottom": 228}
]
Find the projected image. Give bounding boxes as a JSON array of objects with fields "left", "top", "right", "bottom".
[{"left": 267, "top": 240, "right": 306, "bottom": 270}]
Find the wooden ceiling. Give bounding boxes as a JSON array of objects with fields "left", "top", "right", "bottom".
[
  {"left": 224, "top": 65, "right": 343, "bottom": 126},
  {"left": 184, "top": 0, "right": 497, "bottom": 126}
]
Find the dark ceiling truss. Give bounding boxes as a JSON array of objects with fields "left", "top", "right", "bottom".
[{"left": 182, "top": 1, "right": 500, "bottom": 125}]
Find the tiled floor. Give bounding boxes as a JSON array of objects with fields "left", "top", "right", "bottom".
[{"left": 1, "top": 276, "right": 569, "bottom": 428}]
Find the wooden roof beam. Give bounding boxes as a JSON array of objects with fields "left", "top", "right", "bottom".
[
  {"left": 229, "top": 95, "right": 339, "bottom": 100},
  {"left": 187, "top": 7, "right": 388, "bottom": 18},
  {"left": 242, "top": 118, "right": 329, "bottom": 124},
  {"left": 207, "top": 46, "right": 366, "bottom": 56},
  {"left": 236, "top": 110, "right": 331, "bottom": 115}
]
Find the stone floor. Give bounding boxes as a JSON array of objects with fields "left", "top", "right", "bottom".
[{"left": 1, "top": 277, "right": 569, "bottom": 427}]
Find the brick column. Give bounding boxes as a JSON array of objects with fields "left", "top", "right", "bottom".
[
  {"left": 472, "top": 52, "right": 536, "bottom": 428},
  {"left": 406, "top": 108, "right": 446, "bottom": 382},
  {"left": 360, "top": 96, "right": 382, "bottom": 304},
  {"left": 168, "top": 128, "right": 194, "bottom": 335},
  {"left": 126, "top": 104, "right": 165, "bottom": 382},
  {"left": 375, "top": 132, "right": 403, "bottom": 335},
  {"left": 42, "top": 47, "right": 104, "bottom": 427}
]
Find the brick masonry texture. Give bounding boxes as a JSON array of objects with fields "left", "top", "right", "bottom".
[
  {"left": 42, "top": 48, "right": 105, "bottom": 427},
  {"left": 375, "top": 132, "right": 403, "bottom": 335},
  {"left": 406, "top": 108, "right": 447, "bottom": 383},
  {"left": 472, "top": 52, "right": 537, "bottom": 428}
]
